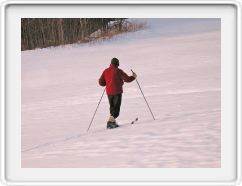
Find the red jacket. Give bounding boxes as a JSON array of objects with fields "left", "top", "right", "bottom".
[{"left": 99, "top": 64, "right": 135, "bottom": 95}]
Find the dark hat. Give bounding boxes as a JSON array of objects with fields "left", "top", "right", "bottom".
[{"left": 111, "top": 57, "right": 119, "bottom": 67}]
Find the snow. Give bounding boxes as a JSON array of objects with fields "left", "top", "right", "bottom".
[{"left": 21, "top": 19, "right": 221, "bottom": 168}]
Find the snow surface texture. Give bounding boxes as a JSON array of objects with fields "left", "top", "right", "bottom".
[{"left": 22, "top": 19, "right": 221, "bottom": 168}]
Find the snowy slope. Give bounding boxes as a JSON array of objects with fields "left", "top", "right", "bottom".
[{"left": 21, "top": 19, "right": 221, "bottom": 168}]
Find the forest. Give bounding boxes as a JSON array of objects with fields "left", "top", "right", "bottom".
[{"left": 21, "top": 18, "right": 128, "bottom": 51}]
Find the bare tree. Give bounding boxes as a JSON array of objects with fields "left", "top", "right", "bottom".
[{"left": 21, "top": 18, "right": 126, "bottom": 50}]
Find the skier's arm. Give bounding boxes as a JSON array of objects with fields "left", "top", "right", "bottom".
[
  {"left": 119, "top": 70, "right": 135, "bottom": 83},
  {"left": 99, "top": 72, "right": 106, "bottom": 86}
]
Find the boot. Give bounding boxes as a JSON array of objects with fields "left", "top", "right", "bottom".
[
  {"left": 106, "top": 116, "right": 119, "bottom": 129},
  {"left": 107, "top": 121, "right": 115, "bottom": 129}
]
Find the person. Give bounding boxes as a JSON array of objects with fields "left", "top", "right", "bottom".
[{"left": 99, "top": 57, "right": 137, "bottom": 129}]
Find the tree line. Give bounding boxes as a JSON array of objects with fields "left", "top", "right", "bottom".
[{"left": 21, "top": 18, "right": 126, "bottom": 51}]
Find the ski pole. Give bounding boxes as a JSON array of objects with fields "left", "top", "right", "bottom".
[
  {"left": 87, "top": 88, "right": 106, "bottom": 132},
  {"left": 131, "top": 69, "right": 155, "bottom": 120}
]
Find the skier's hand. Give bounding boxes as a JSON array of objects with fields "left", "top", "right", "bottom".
[{"left": 132, "top": 71, "right": 137, "bottom": 79}]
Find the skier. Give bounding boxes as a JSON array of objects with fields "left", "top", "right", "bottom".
[{"left": 99, "top": 57, "right": 137, "bottom": 129}]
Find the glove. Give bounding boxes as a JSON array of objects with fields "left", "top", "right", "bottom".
[{"left": 132, "top": 71, "right": 137, "bottom": 79}]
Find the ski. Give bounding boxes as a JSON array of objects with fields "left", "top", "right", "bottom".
[
  {"left": 131, "top": 117, "right": 138, "bottom": 124},
  {"left": 106, "top": 118, "right": 138, "bottom": 129},
  {"left": 106, "top": 118, "right": 138, "bottom": 130}
]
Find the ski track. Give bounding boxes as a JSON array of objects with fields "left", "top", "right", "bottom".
[
  {"left": 22, "top": 19, "right": 221, "bottom": 168},
  {"left": 22, "top": 118, "right": 148, "bottom": 153}
]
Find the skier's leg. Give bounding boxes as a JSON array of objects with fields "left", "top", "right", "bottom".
[
  {"left": 108, "top": 95, "right": 115, "bottom": 117},
  {"left": 107, "top": 95, "right": 117, "bottom": 129},
  {"left": 117, "top": 94, "right": 122, "bottom": 117},
  {"left": 113, "top": 94, "right": 122, "bottom": 119}
]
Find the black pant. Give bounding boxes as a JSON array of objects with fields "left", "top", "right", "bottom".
[{"left": 108, "top": 94, "right": 122, "bottom": 118}]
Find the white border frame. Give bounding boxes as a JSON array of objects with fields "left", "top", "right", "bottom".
[{"left": 1, "top": 0, "right": 241, "bottom": 185}]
